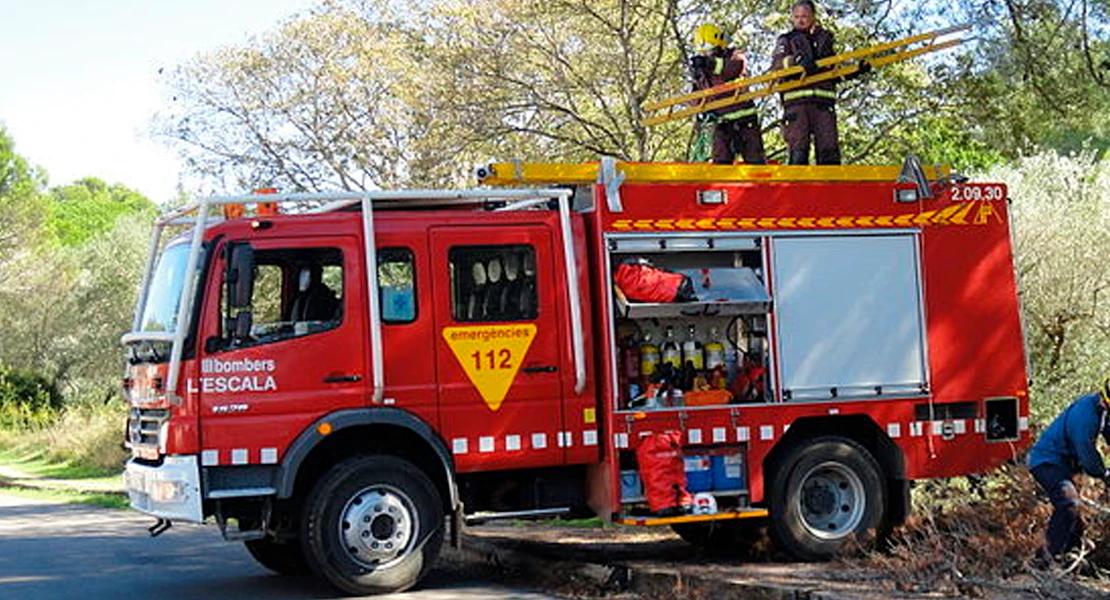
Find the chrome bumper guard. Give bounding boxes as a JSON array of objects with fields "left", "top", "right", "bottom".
[{"left": 123, "top": 455, "right": 203, "bottom": 523}]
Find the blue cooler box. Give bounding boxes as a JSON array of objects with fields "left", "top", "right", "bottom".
[
  {"left": 712, "top": 453, "right": 746, "bottom": 491},
  {"left": 620, "top": 469, "right": 643, "bottom": 501},
  {"left": 684, "top": 456, "right": 713, "bottom": 492}
]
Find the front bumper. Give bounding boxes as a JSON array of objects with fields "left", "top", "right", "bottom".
[{"left": 123, "top": 455, "right": 203, "bottom": 523}]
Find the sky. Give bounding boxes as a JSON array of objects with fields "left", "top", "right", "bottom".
[{"left": 0, "top": 0, "right": 319, "bottom": 203}]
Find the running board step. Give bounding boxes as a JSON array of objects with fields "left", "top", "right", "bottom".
[
  {"left": 618, "top": 508, "right": 768, "bottom": 527},
  {"left": 465, "top": 507, "right": 572, "bottom": 525}
]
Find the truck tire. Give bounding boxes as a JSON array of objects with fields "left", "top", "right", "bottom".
[
  {"left": 244, "top": 538, "right": 309, "bottom": 575},
  {"left": 767, "top": 437, "right": 885, "bottom": 561},
  {"left": 302, "top": 455, "right": 444, "bottom": 595}
]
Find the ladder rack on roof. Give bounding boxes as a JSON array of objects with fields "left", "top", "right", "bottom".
[
  {"left": 641, "top": 24, "right": 970, "bottom": 127},
  {"left": 476, "top": 160, "right": 950, "bottom": 186},
  {"left": 124, "top": 188, "right": 586, "bottom": 412}
]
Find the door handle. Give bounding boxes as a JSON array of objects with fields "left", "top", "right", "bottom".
[
  {"left": 323, "top": 374, "right": 362, "bottom": 383},
  {"left": 522, "top": 365, "right": 558, "bottom": 374}
]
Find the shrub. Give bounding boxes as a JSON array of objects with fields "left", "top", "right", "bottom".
[
  {"left": 42, "top": 402, "right": 127, "bottom": 471},
  {"left": 0, "top": 366, "right": 62, "bottom": 411}
]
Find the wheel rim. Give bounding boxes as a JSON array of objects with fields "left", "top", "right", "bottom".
[
  {"left": 795, "top": 460, "right": 866, "bottom": 540},
  {"left": 339, "top": 484, "right": 419, "bottom": 569}
]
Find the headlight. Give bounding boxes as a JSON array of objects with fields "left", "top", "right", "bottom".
[{"left": 149, "top": 480, "right": 186, "bottom": 503}]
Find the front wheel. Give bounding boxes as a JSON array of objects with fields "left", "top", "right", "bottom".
[
  {"left": 302, "top": 455, "right": 444, "bottom": 595},
  {"left": 768, "top": 437, "right": 885, "bottom": 561}
]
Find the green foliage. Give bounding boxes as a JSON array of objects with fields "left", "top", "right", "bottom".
[
  {"left": 156, "top": 2, "right": 425, "bottom": 190},
  {"left": 0, "top": 399, "right": 128, "bottom": 472},
  {"left": 0, "top": 126, "right": 44, "bottom": 198},
  {"left": 0, "top": 125, "right": 47, "bottom": 258},
  {"left": 984, "top": 151, "right": 1110, "bottom": 422},
  {"left": 0, "top": 402, "right": 57, "bottom": 431},
  {"left": 919, "top": 0, "right": 1110, "bottom": 161},
  {"left": 0, "top": 367, "right": 62, "bottom": 411},
  {"left": 46, "top": 178, "right": 155, "bottom": 247},
  {"left": 38, "top": 400, "right": 129, "bottom": 471},
  {"left": 0, "top": 211, "right": 150, "bottom": 391},
  {"left": 163, "top": 0, "right": 1109, "bottom": 184}
]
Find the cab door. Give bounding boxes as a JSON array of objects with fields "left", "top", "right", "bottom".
[
  {"left": 194, "top": 236, "right": 366, "bottom": 468},
  {"left": 431, "top": 225, "right": 566, "bottom": 472}
]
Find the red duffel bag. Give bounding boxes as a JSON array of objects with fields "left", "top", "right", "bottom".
[
  {"left": 636, "top": 431, "right": 691, "bottom": 515},
  {"left": 615, "top": 260, "right": 696, "bottom": 303}
]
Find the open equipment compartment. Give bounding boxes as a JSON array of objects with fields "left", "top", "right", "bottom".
[{"left": 607, "top": 233, "right": 774, "bottom": 413}]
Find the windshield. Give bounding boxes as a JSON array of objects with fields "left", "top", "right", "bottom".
[{"left": 138, "top": 243, "right": 193, "bottom": 333}]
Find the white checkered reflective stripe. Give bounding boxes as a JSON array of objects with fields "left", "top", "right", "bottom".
[{"left": 199, "top": 447, "right": 280, "bottom": 466}]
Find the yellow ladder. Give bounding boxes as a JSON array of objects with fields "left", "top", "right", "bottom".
[
  {"left": 642, "top": 24, "right": 970, "bottom": 127},
  {"left": 476, "top": 160, "right": 950, "bottom": 186}
]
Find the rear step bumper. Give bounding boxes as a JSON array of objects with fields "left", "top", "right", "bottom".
[{"left": 618, "top": 508, "right": 768, "bottom": 527}]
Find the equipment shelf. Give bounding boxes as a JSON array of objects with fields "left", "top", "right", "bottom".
[{"left": 614, "top": 266, "right": 771, "bottom": 319}]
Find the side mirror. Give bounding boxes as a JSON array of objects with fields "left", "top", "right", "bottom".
[
  {"left": 232, "top": 311, "right": 253, "bottom": 341},
  {"left": 227, "top": 243, "right": 255, "bottom": 310},
  {"left": 224, "top": 243, "right": 255, "bottom": 344}
]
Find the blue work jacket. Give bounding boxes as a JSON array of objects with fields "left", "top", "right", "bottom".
[{"left": 1028, "top": 392, "right": 1110, "bottom": 477}]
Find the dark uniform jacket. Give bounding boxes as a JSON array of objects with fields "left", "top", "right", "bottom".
[
  {"left": 771, "top": 26, "right": 837, "bottom": 107},
  {"left": 693, "top": 47, "right": 758, "bottom": 122},
  {"left": 1028, "top": 392, "right": 1110, "bottom": 477}
]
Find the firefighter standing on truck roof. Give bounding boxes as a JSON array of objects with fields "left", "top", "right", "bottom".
[
  {"left": 689, "top": 24, "right": 766, "bottom": 165},
  {"left": 1026, "top": 378, "right": 1110, "bottom": 566},
  {"left": 771, "top": 0, "right": 870, "bottom": 165}
]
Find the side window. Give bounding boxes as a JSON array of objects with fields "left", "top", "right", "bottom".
[
  {"left": 449, "top": 245, "right": 537, "bottom": 322},
  {"left": 220, "top": 246, "right": 344, "bottom": 348},
  {"left": 379, "top": 248, "right": 416, "bottom": 324}
]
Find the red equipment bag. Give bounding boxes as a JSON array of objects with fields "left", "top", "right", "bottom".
[
  {"left": 615, "top": 260, "right": 696, "bottom": 303},
  {"left": 636, "top": 431, "right": 692, "bottom": 515}
]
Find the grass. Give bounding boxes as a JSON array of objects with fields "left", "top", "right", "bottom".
[
  {"left": 500, "top": 516, "right": 607, "bottom": 528},
  {"left": 0, "top": 400, "right": 127, "bottom": 473},
  {"left": 0, "top": 484, "right": 128, "bottom": 510},
  {"left": 0, "top": 392, "right": 129, "bottom": 510},
  {"left": 554, "top": 517, "right": 606, "bottom": 528},
  {"left": 0, "top": 447, "right": 120, "bottom": 481}
]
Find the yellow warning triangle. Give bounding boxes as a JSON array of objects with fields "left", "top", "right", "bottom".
[{"left": 442, "top": 324, "right": 537, "bottom": 412}]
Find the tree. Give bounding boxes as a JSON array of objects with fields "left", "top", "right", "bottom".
[
  {"left": 0, "top": 126, "right": 47, "bottom": 260},
  {"left": 47, "top": 178, "right": 155, "bottom": 247},
  {"left": 0, "top": 214, "right": 150, "bottom": 398},
  {"left": 0, "top": 132, "right": 153, "bottom": 399},
  {"left": 156, "top": 1, "right": 429, "bottom": 191},
  {"left": 158, "top": 0, "right": 1030, "bottom": 191},
  {"left": 918, "top": 0, "right": 1110, "bottom": 158},
  {"left": 988, "top": 151, "right": 1110, "bottom": 420},
  {"left": 418, "top": 0, "right": 688, "bottom": 166}
]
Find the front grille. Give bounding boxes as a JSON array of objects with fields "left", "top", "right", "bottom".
[{"left": 127, "top": 407, "right": 169, "bottom": 450}]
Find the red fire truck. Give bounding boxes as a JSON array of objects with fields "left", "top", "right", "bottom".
[{"left": 121, "top": 157, "right": 1029, "bottom": 595}]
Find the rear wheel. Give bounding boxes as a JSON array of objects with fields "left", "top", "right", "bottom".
[
  {"left": 768, "top": 437, "right": 885, "bottom": 561},
  {"left": 244, "top": 538, "right": 309, "bottom": 575},
  {"left": 302, "top": 455, "right": 444, "bottom": 595}
]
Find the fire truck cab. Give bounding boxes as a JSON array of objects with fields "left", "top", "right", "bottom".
[{"left": 122, "top": 158, "right": 1029, "bottom": 595}]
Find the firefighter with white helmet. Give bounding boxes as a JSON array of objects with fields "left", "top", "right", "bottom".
[
  {"left": 689, "top": 24, "right": 766, "bottom": 165},
  {"left": 1027, "top": 377, "right": 1110, "bottom": 565}
]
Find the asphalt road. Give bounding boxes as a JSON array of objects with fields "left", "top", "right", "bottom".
[{"left": 0, "top": 494, "right": 565, "bottom": 600}]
